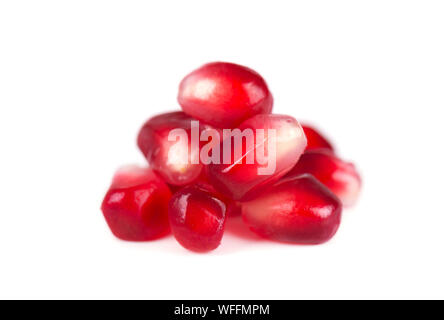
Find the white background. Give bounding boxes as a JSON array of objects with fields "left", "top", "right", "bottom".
[{"left": 1, "top": 1, "right": 443, "bottom": 300}]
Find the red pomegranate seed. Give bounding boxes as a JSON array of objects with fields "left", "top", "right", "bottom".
[
  {"left": 137, "top": 112, "right": 215, "bottom": 186},
  {"left": 207, "top": 114, "right": 307, "bottom": 201},
  {"left": 302, "top": 124, "right": 334, "bottom": 152},
  {"left": 101, "top": 165, "right": 172, "bottom": 241},
  {"left": 178, "top": 62, "right": 273, "bottom": 128},
  {"left": 242, "top": 174, "right": 342, "bottom": 244},
  {"left": 286, "top": 149, "right": 361, "bottom": 206},
  {"left": 168, "top": 185, "right": 227, "bottom": 252}
]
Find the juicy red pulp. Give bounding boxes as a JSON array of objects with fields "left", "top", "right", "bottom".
[
  {"left": 302, "top": 124, "right": 335, "bottom": 152},
  {"left": 101, "top": 166, "right": 171, "bottom": 241},
  {"left": 207, "top": 114, "right": 307, "bottom": 200},
  {"left": 178, "top": 62, "right": 273, "bottom": 128},
  {"left": 137, "top": 112, "right": 217, "bottom": 186},
  {"left": 168, "top": 186, "right": 227, "bottom": 252},
  {"left": 286, "top": 149, "right": 361, "bottom": 207},
  {"left": 242, "top": 174, "right": 342, "bottom": 244}
]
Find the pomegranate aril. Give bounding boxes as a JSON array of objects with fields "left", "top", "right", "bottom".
[
  {"left": 168, "top": 185, "right": 227, "bottom": 252},
  {"left": 178, "top": 62, "right": 273, "bottom": 128},
  {"left": 302, "top": 124, "right": 335, "bottom": 152},
  {"left": 286, "top": 149, "right": 361, "bottom": 206},
  {"left": 242, "top": 174, "right": 342, "bottom": 244},
  {"left": 207, "top": 114, "right": 307, "bottom": 201},
  {"left": 101, "top": 165, "right": 172, "bottom": 241},
  {"left": 137, "top": 112, "right": 216, "bottom": 186}
]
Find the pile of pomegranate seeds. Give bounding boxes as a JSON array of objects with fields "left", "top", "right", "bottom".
[{"left": 101, "top": 62, "right": 361, "bottom": 252}]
